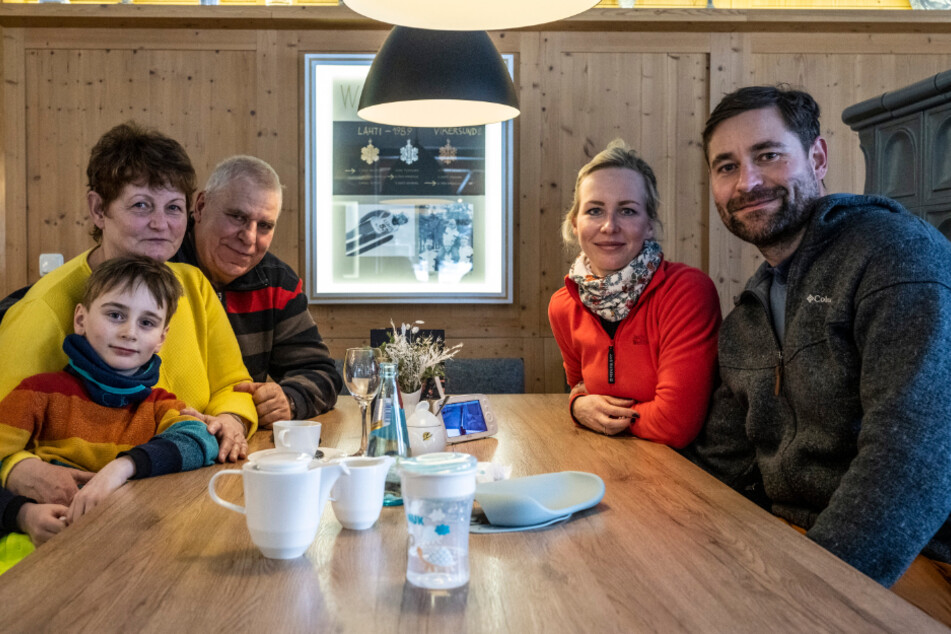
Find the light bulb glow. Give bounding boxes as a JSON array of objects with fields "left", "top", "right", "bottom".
[{"left": 344, "top": 0, "right": 599, "bottom": 30}]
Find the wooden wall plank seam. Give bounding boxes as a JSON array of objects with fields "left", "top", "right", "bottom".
[
  {"left": 23, "top": 27, "right": 258, "bottom": 50},
  {"left": 708, "top": 31, "right": 760, "bottom": 316},
  {"left": 2, "top": 27, "right": 28, "bottom": 289}
]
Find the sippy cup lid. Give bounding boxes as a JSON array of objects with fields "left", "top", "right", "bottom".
[{"left": 400, "top": 452, "right": 477, "bottom": 476}]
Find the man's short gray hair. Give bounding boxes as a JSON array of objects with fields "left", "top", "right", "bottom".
[{"left": 203, "top": 155, "right": 283, "bottom": 203}]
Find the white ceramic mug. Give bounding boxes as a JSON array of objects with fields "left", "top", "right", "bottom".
[
  {"left": 208, "top": 451, "right": 346, "bottom": 559},
  {"left": 330, "top": 455, "right": 395, "bottom": 530},
  {"left": 273, "top": 420, "right": 322, "bottom": 456}
]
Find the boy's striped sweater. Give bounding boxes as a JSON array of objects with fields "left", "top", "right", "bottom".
[{"left": 0, "top": 371, "right": 218, "bottom": 486}]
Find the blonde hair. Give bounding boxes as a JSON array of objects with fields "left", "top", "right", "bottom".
[{"left": 561, "top": 139, "right": 661, "bottom": 247}]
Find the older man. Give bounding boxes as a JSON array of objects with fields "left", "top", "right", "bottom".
[
  {"left": 172, "top": 156, "right": 341, "bottom": 427},
  {"left": 686, "top": 86, "right": 951, "bottom": 601}
]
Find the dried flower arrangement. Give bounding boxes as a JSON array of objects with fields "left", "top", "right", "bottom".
[{"left": 379, "top": 320, "right": 463, "bottom": 393}]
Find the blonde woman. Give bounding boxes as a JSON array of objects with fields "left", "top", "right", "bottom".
[{"left": 548, "top": 140, "right": 721, "bottom": 448}]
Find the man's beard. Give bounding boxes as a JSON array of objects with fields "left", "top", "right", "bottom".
[{"left": 718, "top": 175, "right": 821, "bottom": 250}]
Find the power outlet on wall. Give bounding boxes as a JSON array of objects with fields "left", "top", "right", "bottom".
[{"left": 39, "top": 253, "right": 64, "bottom": 276}]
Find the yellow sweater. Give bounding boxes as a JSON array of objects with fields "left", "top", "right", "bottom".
[{"left": 0, "top": 250, "right": 257, "bottom": 475}]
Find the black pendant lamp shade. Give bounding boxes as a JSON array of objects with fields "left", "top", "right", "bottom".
[{"left": 357, "top": 27, "right": 520, "bottom": 128}]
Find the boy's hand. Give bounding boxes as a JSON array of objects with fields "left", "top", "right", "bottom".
[
  {"left": 17, "top": 502, "right": 69, "bottom": 546},
  {"left": 66, "top": 457, "right": 135, "bottom": 525},
  {"left": 6, "top": 459, "right": 95, "bottom": 505},
  {"left": 183, "top": 408, "right": 248, "bottom": 463},
  {"left": 234, "top": 382, "right": 292, "bottom": 429}
]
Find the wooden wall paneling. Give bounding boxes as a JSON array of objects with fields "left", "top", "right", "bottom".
[
  {"left": 531, "top": 31, "right": 561, "bottom": 339},
  {"left": 25, "top": 48, "right": 138, "bottom": 273},
  {"left": 749, "top": 32, "right": 951, "bottom": 56},
  {"left": 254, "top": 29, "right": 300, "bottom": 268},
  {"left": 708, "top": 31, "right": 759, "bottom": 315},
  {"left": 1, "top": 27, "right": 27, "bottom": 291},
  {"left": 22, "top": 28, "right": 253, "bottom": 51},
  {"left": 671, "top": 53, "right": 710, "bottom": 273},
  {"left": 169, "top": 41, "right": 259, "bottom": 183},
  {"left": 551, "top": 31, "right": 712, "bottom": 55},
  {"left": 510, "top": 30, "right": 544, "bottom": 349},
  {"left": 544, "top": 335, "right": 569, "bottom": 392},
  {"left": 295, "top": 27, "right": 387, "bottom": 52},
  {"left": 522, "top": 335, "right": 548, "bottom": 393},
  {"left": 151, "top": 47, "right": 258, "bottom": 181},
  {"left": 536, "top": 31, "right": 575, "bottom": 390}
]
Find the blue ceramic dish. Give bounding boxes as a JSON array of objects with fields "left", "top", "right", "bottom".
[{"left": 474, "top": 471, "right": 605, "bottom": 527}]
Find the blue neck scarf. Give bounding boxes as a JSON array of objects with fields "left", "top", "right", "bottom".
[{"left": 62, "top": 333, "right": 161, "bottom": 408}]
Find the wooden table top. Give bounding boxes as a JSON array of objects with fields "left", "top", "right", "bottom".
[{"left": 0, "top": 394, "right": 942, "bottom": 632}]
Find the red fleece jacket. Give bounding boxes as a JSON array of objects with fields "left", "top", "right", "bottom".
[{"left": 548, "top": 259, "right": 721, "bottom": 448}]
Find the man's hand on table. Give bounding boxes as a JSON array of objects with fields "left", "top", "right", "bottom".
[
  {"left": 234, "top": 382, "right": 292, "bottom": 429},
  {"left": 6, "top": 458, "right": 94, "bottom": 505},
  {"left": 572, "top": 394, "right": 636, "bottom": 436},
  {"left": 182, "top": 408, "right": 249, "bottom": 462}
]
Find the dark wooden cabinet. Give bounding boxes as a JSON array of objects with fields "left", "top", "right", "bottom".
[{"left": 843, "top": 71, "right": 951, "bottom": 238}]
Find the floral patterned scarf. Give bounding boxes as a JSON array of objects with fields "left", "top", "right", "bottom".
[{"left": 568, "top": 240, "right": 662, "bottom": 322}]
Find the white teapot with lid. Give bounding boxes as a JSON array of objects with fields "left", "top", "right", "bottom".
[{"left": 209, "top": 451, "right": 348, "bottom": 559}]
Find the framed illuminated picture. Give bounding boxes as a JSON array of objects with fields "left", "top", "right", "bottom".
[{"left": 303, "top": 53, "right": 514, "bottom": 304}]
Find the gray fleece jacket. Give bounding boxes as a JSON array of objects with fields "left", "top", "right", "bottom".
[{"left": 687, "top": 193, "right": 951, "bottom": 586}]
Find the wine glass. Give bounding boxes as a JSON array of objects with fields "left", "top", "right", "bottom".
[{"left": 344, "top": 347, "right": 383, "bottom": 456}]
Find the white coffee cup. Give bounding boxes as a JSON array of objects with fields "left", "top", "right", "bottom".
[
  {"left": 273, "top": 420, "right": 322, "bottom": 456},
  {"left": 208, "top": 451, "right": 346, "bottom": 559},
  {"left": 330, "top": 455, "right": 395, "bottom": 530}
]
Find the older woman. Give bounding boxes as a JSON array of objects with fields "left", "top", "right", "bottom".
[
  {"left": 0, "top": 122, "right": 256, "bottom": 505},
  {"left": 548, "top": 140, "right": 721, "bottom": 448}
]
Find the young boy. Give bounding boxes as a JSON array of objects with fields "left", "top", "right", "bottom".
[{"left": 0, "top": 255, "right": 219, "bottom": 558}]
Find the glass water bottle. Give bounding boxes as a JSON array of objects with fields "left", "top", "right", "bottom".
[{"left": 367, "top": 361, "right": 411, "bottom": 505}]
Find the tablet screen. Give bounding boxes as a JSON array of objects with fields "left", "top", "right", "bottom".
[{"left": 441, "top": 399, "right": 488, "bottom": 438}]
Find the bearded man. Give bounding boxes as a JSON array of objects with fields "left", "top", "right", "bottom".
[{"left": 686, "top": 85, "right": 951, "bottom": 616}]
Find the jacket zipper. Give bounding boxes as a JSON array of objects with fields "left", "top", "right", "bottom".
[
  {"left": 608, "top": 342, "right": 615, "bottom": 385},
  {"left": 774, "top": 349, "right": 783, "bottom": 396},
  {"left": 741, "top": 288, "right": 784, "bottom": 396}
]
